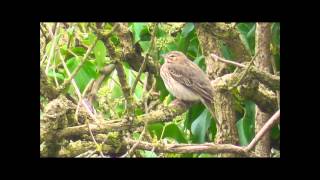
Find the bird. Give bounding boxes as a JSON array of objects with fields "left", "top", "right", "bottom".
[{"left": 160, "top": 51, "right": 219, "bottom": 126}]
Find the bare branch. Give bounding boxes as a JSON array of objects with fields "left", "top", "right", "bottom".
[
  {"left": 245, "top": 110, "right": 280, "bottom": 152},
  {"left": 131, "top": 23, "right": 157, "bottom": 94}
]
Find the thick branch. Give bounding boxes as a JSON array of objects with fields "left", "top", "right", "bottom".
[
  {"left": 211, "top": 53, "right": 280, "bottom": 91},
  {"left": 58, "top": 100, "right": 190, "bottom": 139},
  {"left": 40, "top": 66, "right": 59, "bottom": 100},
  {"left": 125, "top": 139, "right": 253, "bottom": 157}
]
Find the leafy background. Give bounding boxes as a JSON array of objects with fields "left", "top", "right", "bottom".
[{"left": 40, "top": 22, "right": 280, "bottom": 157}]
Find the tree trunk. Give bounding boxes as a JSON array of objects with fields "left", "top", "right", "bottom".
[
  {"left": 195, "top": 23, "right": 239, "bottom": 157},
  {"left": 254, "top": 23, "right": 272, "bottom": 157}
]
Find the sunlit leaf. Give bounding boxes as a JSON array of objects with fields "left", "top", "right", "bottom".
[
  {"left": 131, "top": 23, "right": 148, "bottom": 43},
  {"left": 181, "top": 23, "right": 194, "bottom": 37},
  {"left": 139, "top": 41, "right": 151, "bottom": 52},
  {"left": 94, "top": 40, "right": 107, "bottom": 71},
  {"left": 47, "top": 69, "right": 64, "bottom": 80},
  {"left": 65, "top": 57, "right": 98, "bottom": 92}
]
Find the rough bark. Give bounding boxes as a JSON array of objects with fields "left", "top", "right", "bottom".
[
  {"left": 254, "top": 23, "right": 272, "bottom": 157},
  {"left": 195, "top": 23, "right": 239, "bottom": 157}
]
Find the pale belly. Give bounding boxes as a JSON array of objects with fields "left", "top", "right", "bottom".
[{"left": 161, "top": 69, "right": 200, "bottom": 101}]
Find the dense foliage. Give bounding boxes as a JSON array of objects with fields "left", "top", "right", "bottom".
[{"left": 40, "top": 22, "right": 280, "bottom": 157}]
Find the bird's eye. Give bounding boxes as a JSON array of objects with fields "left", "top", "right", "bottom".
[{"left": 169, "top": 54, "right": 176, "bottom": 58}]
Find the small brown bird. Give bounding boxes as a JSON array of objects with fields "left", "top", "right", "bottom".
[{"left": 160, "top": 51, "right": 219, "bottom": 126}]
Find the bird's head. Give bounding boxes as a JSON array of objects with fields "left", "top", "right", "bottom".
[{"left": 162, "top": 51, "right": 187, "bottom": 64}]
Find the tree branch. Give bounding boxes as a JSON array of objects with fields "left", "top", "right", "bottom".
[
  {"left": 131, "top": 23, "right": 157, "bottom": 94},
  {"left": 245, "top": 110, "right": 280, "bottom": 152}
]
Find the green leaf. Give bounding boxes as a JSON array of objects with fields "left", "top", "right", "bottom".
[
  {"left": 71, "top": 47, "right": 86, "bottom": 56},
  {"left": 140, "top": 150, "right": 157, "bottom": 157},
  {"left": 47, "top": 69, "right": 65, "bottom": 80},
  {"left": 65, "top": 57, "right": 98, "bottom": 92},
  {"left": 236, "top": 100, "right": 256, "bottom": 146},
  {"left": 185, "top": 103, "right": 205, "bottom": 130},
  {"left": 271, "top": 123, "right": 280, "bottom": 140},
  {"left": 193, "top": 55, "right": 206, "bottom": 70},
  {"left": 181, "top": 23, "right": 194, "bottom": 37},
  {"left": 271, "top": 23, "right": 280, "bottom": 47},
  {"left": 155, "top": 76, "right": 169, "bottom": 101},
  {"left": 82, "top": 33, "right": 96, "bottom": 46},
  {"left": 131, "top": 23, "right": 148, "bottom": 43},
  {"left": 111, "top": 84, "right": 123, "bottom": 98},
  {"left": 156, "top": 25, "right": 167, "bottom": 38},
  {"left": 191, "top": 109, "right": 212, "bottom": 143},
  {"left": 148, "top": 123, "right": 164, "bottom": 139},
  {"left": 219, "top": 41, "right": 233, "bottom": 60},
  {"left": 162, "top": 123, "right": 188, "bottom": 143},
  {"left": 237, "top": 118, "right": 249, "bottom": 146},
  {"left": 93, "top": 40, "right": 107, "bottom": 71},
  {"left": 139, "top": 41, "right": 151, "bottom": 52},
  {"left": 237, "top": 23, "right": 256, "bottom": 55}
]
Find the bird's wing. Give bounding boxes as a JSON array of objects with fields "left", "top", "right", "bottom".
[{"left": 167, "top": 63, "right": 213, "bottom": 103}]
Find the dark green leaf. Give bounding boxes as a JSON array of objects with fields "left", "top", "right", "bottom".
[
  {"left": 237, "top": 118, "right": 249, "bottom": 146},
  {"left": 193, "top": 55, "right": 206, "bottom": 70},
  {"left": 236, "top": 100, "right": 256, "bottom": 146},
  {"left": 191, "top": 109, "right": 212, "bottom": 143},
  {"left": 185, "top": 103, "right": 205, "bottom": 130},
  {"left": 155, "top": 76, "right": 169, "bottom": 101},
  {"left": 71, "top": 47, "right": 86, "bottom": 56},
  {"left": 271, "top": 123, "right": 280, "bottom": 140},
  {"left": 148, "top": 123, "right": 164, "bottom": 139},
  {"left": 237, "top": 23, "right": 256, "bottom": 55},
  {"left": 162, "top": 123, "right": 188, "bottom": 143}
]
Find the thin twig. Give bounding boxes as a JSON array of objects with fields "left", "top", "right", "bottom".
[
  {"left": 59, "top": 51, "right": 104, "bottom": 157},
  {"left": 245, "top": 109, "right": 280, "bottom": 152},
  {"left": 131, "top": 23, "right": 158, "bottom": 94},
  {"left": 61, "top": 24, "right": 119, "bottom": 90},
  {"left": 211, "top": 53, "right": 246, "bottom": 68},
  {"left": 45, "top": 23, "right": 60, "bottom": 74},
  {"left": 121, "top": 124, "right": 148, "bottom": 158},
  {"left": 61, "top": 37, "right": 99, "bottom": 88},
  {"left": 230, "top": 52, "right": 258, "bottom": 89}
]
